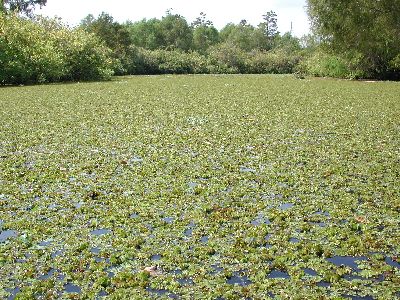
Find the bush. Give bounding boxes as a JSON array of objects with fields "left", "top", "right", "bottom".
[
  {"left": 0, "top": 14, "right": 114, "bottom": 84},
  {"left": 207, "top": 42, "right": 247, "bottom": 73},
  {"left": 245, "top": 49, "right": 302, "bottom": 74},
  {"left": 298, "top": 51, "right": 364, "bottom": 79},
  {"left": 128, "top": 48, "right": 209, "bottom": 75},
  {"left": 60, "top": 27, "right": 114, "bottom": 81}
]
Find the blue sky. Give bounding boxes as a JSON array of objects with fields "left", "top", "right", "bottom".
[{"left": 39, "top": 0, "right": 310, "bottom": 37}]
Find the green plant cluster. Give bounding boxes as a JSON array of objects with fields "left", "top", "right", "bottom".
[
  {"left": 307, "top": 0, "right": 400, "bottom": 80},
  {"left": 0, "top": 75, "right": 399, "bottom": 299},
  {"left": 121, "top": 45, "right": 302, "bottom": 75},
  {"left": 0, "top": 14, "right": 114, "bottom": 84}
]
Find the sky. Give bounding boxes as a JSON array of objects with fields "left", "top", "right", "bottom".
[{"left": 38, "top": 0, "right": 311, "bottom": 37}]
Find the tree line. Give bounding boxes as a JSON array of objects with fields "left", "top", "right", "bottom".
[{"left": 1, "top": 0, "right": 399, "bottom": 84}]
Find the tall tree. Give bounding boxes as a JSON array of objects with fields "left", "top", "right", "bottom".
[
  {"left": 192, "top": 12, "right": 219, "bottom": 53},
  {"left": 1, "top": 0, "right": 47, "bottom": 15},
  {"left": 127, "top": 18, "right": 164, "bottom": 50},
  {"left": 80, "top": 12, "right": 133, "bottom": 74},
  {"left": 220, "top": 21, "right": 259, "bottom": 51},
  {"left": 258, "top": 11, "right": 279, "bottom": 50},
  {"left": 191, "top": 12, "right": 213, "bottom": 28},
  {"left": 307, "top": 0, "right": 400, "bottom": 78},
  {"left": 159, "top": 11, "right": 193, "bottom": 51}
]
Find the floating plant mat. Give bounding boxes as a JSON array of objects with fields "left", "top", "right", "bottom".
[{"left": 0, "top": 75, "right": 399, "bottom": 299}]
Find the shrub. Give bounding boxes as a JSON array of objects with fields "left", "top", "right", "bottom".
[
  {"left": 128, "top": 48, "right": 209, "bottom": 75},
  {"left": 0, "top": 14, "right": 114, "bottom": 84},
  {"left": 298, "top": 51, "right": 364, "bottom": 79},
  {"left": 59, "top": 27, "right": 114, "bottom": 81},
  {"left": 207, "top": 42, "right": 247, "bottom": 73},
  {"left": 245, "top": 49, "right": 302, "bottom": 74},
  {"left": 0, "top": 15, "right": 65, "bottom": 84}
]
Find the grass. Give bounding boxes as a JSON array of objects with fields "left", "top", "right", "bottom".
[{"left": 0, "top": 75, "right": 399, "bottom": 299}]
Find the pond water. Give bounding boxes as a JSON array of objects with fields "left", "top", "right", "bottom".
[
  {"left": 0, "top": 230, "right": 17, "bottom": 243},
  {"left": 151, "top": 254, "right": 162, "bottom": 261},
  {"left": 326, "top": 256, "right": 367, "bottom": 271},
  {"left": 64, "top": 283, "right": 81, "bottom": 293},
  {"left": 268, "top": 270, "right": 290, "bottom": 279},
  {"left": 227, "top": 272, "right": 252, "bottom": 286},
  {"left": 90, "top": 229, "right": 111, "bottom": 236}
]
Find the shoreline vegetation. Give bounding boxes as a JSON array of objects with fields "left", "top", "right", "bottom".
[{"left": 1, "top": 1, "right": 399, "bottom": 85}]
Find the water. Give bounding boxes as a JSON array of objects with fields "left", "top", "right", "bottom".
[
  {"left": 74, "top": 202, "right": 84, "bottom": 209},
  {"left": 303, "top": 268, "right": 318, "bottom": 276},
  {"left": 0, "top": 230, "right": 17, "bottom": 243},
  {"left": 289, "top": 238, "right": 299, "bottom": 243},
  {"left": 64, "top": 283, "right": 81, "bottom": 293},
  {"left": 268, "top": 270, "right": 290, "bottom": 279},
  {"left": 97, "top": 291, "right": 108, "bottom": 298},
  {"left": 184, "top": 222, "right": 196, "bottom": 237},
  {"left": 342, "top": 295, "right": 374, "bottom": 300},
  {"left": 151, "top": 254, "right": 162, "bottom": 261},
  {"left": 343, "top": 274, "right": 365, "bottom": 281},
  {"left": 314, "top": 211, "right": 330, "bottom": 217},
  {"left": 200, "top": 236, "right": 209, "bottom": 243},
  {"left": 279, "top": 203, "right": 294, "bottom": 210},
  {"left": 171, "top": 269, "right": 183, "bottom": 275},
  {"left": 130, "top": 213, "right": 139, "bottom": 219},
  {"left": 309, "top": 221, "right": 327, "bottom": 227},
  {"left": 130, "top": 156, "right": 143, "bottom": 163},
  {"left": 91, "top": 247, "right": 101, "bottom": 254},
  {"left": 317, "top": 281, "right": 331, "bottom": 287},
  {"left": 385, "top": 256, "right": 400, "bottom": 269},
  {"left": 6, "top": 287, "right": 21, "bottom": 300},
  {"left": 264, "top": 233, "right": 273, "bottom": 248},
  {"left": 38, "top": 240, "right": 52, "bottom": 247},
  {"left": 146, "top": 287, "right": 178, "bottom": 299},
  {"left": 162, "top": 217, "right": 174, "bottom": 224},
  {"left": 251, "top": 214, "right": 271, "bottom": 226},
  {"left": 263, "top": 193, "right": 283, "bottom": 200},
  {"left": 188, "top": 182, "right": 198, "bottom": 189},
  {"left": 90, "top": 229, "right": 111, "bottom": 236},
  {"left": 51, "top": 249, "right": 64, "bottom": 258},
  {"left": 211, "top": 264, "right": 224, "bottom": 274},
  {"left": 184, "top": 228, "right": 193, "bottom": 237},
  {"left": 177, "top": 278, "right": 194, "bottom": 285},
  {"left": 240, "top": 166, "right": 255, "bottom": 173},
  {"left": 227, "top": 273, "right": 252, "bottom": 286},
  {"left": 39, "top": 268, "right": 56, "bottom": 280},
  {"left": 326, "top": 256, "right": 367, "bottom": 271}
]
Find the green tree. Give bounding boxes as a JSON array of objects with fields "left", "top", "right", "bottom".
[
  {"left": 220, "top": 21, "right": 259, "bottom": 51},
  {"left": 80, "top": 12, "right": 131, "bottom": 51},
  {"left": 258, "top": 11, "right": 279, "bottom": 50},
  {"left": 275, "top": 32, "right": 301, "bottom": 52},
  {"left": 0, "top": 0, "right": 47, "bottom": 15},
  {"left": 307, "top": 0, "right": 400, "bottom": 78},
  {"left": 127, "top": 18, "right": 164, "bottom": 50},
  {"left": 159, "top": 11, "right": 193, "bottom": 51},
  {"left": 192, "top": 13, "right": 218, "bottom": 53},
  {"left": 193, "top": 25, "right": 219, "bottom": 53},
  {"left": 80, "top": 12, "right": 132, "bottom": 74}
]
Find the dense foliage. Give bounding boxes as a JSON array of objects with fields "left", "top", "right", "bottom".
[
  {"left": 1, "top": 75, "right": 399, "bottom": 299},
  {"left": 1, "top": 3, "right": 399, "bottom": 84},
  {"left": 307, "top": 0, "right": 400, "bottom": 79},
  {"left": 0, "top": 14, "right": 114, "bottom": 84},
  {"left": 77, "top": 11, "right": 303, "bottom": 78},
  {"left": 0, "top": 0, "right": 46, "bottom": 15}
]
